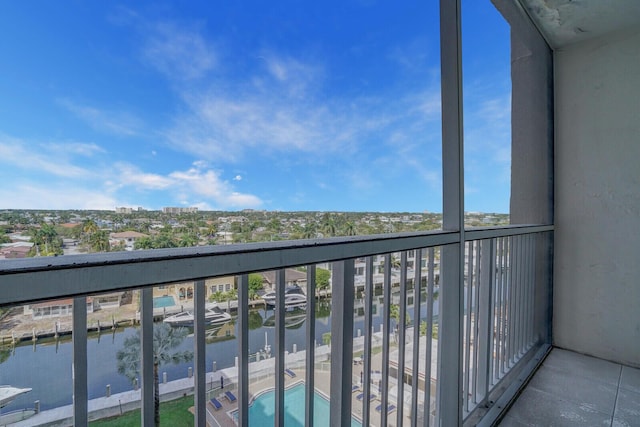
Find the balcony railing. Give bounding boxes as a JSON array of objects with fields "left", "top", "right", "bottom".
[{"left": 0, "top": 224, "right": 552, "bottom": 426}]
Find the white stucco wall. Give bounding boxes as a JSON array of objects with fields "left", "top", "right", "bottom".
[{"left": 554, "top": 28, "right": 640, "bottom": 366}]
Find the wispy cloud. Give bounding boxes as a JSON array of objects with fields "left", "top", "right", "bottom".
[
  {"left": 142, "top": 22, "right": 216, "bottom": 80},
  {"left": 168, "top": 163, "right": 262, "bottom": 208},
  {"left": 0, "top": 133, "right": 262, "bottom": 210},
  {"left": 112, "top": 163, "right": 174, "bottom": 190},
  {"left": 0, "top": 183, "right": 118, "bottom": 210},
  {"left": 259, "top": 52, "right": 323, "bottom": 98},
  {"left": 131, "top": 18, "right": 446, "bottom": 200},
  {"left": 58, "top": 99, "right": 143, "bottom": 136},
  {"left": 387, "top": 37, "right": 433, "bottom": 73},
  {"left": 165, "top": 77, "right": 441, "bottom": 167},
  {"left": 47, "top": 142, "right": 106, "bottom": 156},
  {"left": 111, "top": 161, "right": 262, "bottom": 209},
  {"left": 0, "top": 134, "right": 92, "bottom": 178}
]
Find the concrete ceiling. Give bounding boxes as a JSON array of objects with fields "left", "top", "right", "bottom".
[{"left": 519, "top": 0, "right": 640, "bottom": 49}]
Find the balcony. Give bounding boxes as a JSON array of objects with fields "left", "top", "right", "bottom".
[
  {"left": 2, "top": 0, "right": 639, "bottom": 425},
  {"left": 0, "top": 225, "right": 553, "bottom": 426}
]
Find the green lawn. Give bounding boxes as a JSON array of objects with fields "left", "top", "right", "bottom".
[{"left": 90, "top": 396, "right": 194, "bottom": 427}]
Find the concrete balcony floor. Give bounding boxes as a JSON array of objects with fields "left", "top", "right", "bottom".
[{"left": 499, "top": 348, "right": 640, "bottom": 426}]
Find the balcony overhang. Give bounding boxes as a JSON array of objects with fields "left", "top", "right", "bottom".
[{"left": 517, "top": 0, "right": 640, "bottom": 49}]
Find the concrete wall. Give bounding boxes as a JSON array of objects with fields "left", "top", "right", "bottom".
[{"left": 554, "top": 28, "right": 640, "bottom": 366}]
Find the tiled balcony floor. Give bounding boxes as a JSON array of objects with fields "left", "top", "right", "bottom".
[{"left": 499, "top": 348, "right": 640, "bottom": 426}]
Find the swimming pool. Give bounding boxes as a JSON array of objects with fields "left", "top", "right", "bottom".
[
  {"left": 153, "top": 295, "right": 176, "bottom": 309},
  {"left": 240, "top": 383, "right": 362, "bottom": 426}
]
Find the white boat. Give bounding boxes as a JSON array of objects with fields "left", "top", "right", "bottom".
[
  {"left": 262, "top": 285, "right": 307, "bottom": 309},
  {"left": 0, "top": 386, "right": 31, "bottom": 408},
  {"left": 163, "top": 304, "right": 231, "bottom": 327}
]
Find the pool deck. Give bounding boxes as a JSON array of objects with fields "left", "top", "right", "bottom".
[
  {"left": 12, "top": 334, "right": 433, "bottom": 426},
  {"left": 204, "top": 344, "right": 427, "bottom": 427}
]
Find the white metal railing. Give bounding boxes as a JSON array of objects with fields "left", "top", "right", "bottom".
[{"left": 0, "top": 225, "right": 552, "bottom": 426}]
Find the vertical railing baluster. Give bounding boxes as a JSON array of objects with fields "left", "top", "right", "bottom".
[
  {"left": 410, "top": 249, "right": 422, "bottom": 427},
  {"left": 381, "top": 254, "right": 392, "bottom": 427},
  {"left": 72, "top": 296, "right": 88, "bottom": 426},
  {"left": 329, "top": 259, "right": 355, "bottom": 427},
  {"left": 507, "top": 236, "right": 517, "bottom": 367},
  {"left": 494, "top": 237, "right": 504, "bottom": 382},
  {"left": 275, "top": 269, "right": 285, "bottom": 427},
  {"left": 527, "top": 234, "right": 536, "bottom": 347},
  {"left": 472, "top": 240, "right": 482, "bottom": 405},
  {"left": 194, "top": 280, "right": 206, "bottom": 427},
  {"left": 476, "top": 239, "right": 494, "bottom": 405},
  {"left": 501, "top": 237, "right": 509, "bottom": 374},
  {"left": 141, "top": 287, "right": 154, "bottom": 427},
  {"left": 489, "top": 239, "right": 497, "bottom": 385},
  {"left": 463, "top": 241, "right": 473, "bottom": 413},
  {"left": 305, "top": 265, "right": 316, "bottom": 427},
  {"left": 423, "top": 248, "right": 435, "bottom": 427},
  {"left": 397, "top": 252, "right": 408, "bottom": 425},
  {"left": 362, "top": 257, "right": 374, "bottom": 427},
  {"left": 518, "top": 235, "right": 526, "bottom": 357},
  {"left": 523, "top": 235, "right": 531, "bottom": 350},
  {"left": 238, "top": 274, "right": 249, "bottom": 427},
  {"left": 513, "top": 235, "right": 521, "bottom": 363}
]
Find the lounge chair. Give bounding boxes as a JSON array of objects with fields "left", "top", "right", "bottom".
[
  {"left": 210, "top": 397, "right": 223, "bottom": 411},
  {"left": 375, "top": 403, "right": 396, "bottom": 413},
  {"left": 284, "top": 368, "right": 296, "bottom": 378},
  {"left": 225, "top": 391, "right": 237, "bottom": 402},
  {"left": 352, "top": 384, "right": 360, "bottom": 393},
  {"left": 356, "top": 393, "right": 376, "bottom": 401}
]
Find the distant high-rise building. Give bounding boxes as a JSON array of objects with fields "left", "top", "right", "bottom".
[
  {"left": 162, "top": 207, "right": 198, "bottom": 214},
  {"left": 115, "top": 207, "right": 133, "bottom": 214}
]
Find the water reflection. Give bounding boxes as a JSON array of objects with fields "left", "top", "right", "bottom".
[{"left": 262, "top": 307, "right": 307, "bottom": 330}]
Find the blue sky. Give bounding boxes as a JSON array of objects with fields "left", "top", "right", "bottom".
[{"left": 0, "top": 1, "right": 511, "bottom": 213}]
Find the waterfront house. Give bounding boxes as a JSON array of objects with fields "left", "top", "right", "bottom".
[{"left": 24, "top": 298, "right": 94, "bottom": 319}]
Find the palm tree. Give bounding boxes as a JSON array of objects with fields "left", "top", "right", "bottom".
[
  {"left": 30, "top": 223, "right": 60, "bottom": 255},
  {"left": 116, "top": 324, "right": 193, "bottom": 426},
  {"left": 82, "top": 219, "right": 99, "bottom": 235},
  {"left": 322, "top": 215, "right": 337, "bottom": 237},
  {"left": 302, "top": 222, "right": 317, "bottom": 239},
  {"left": 205, "top": 223, "right": 217, "bottom": 239},
  {"left": 178, "top": 233, "right": 198, "bottom": 247},
  {"left": 81, "top": 219, "right": 99, "bottom": 250},
  {"left": 89, "top": 230, "right": 111, "bottom": 252},
  {"left": 343, "top": 221, "right": 357, "bottom": 236}
]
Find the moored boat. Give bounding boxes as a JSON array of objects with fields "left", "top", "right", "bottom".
[
  {"left": 262, "top": 284, "right": 307, "bottom": 309},
  {"left": 0, "top": 386, "right": 31, "bottom": 408},
  {"left": 163, "top": 304, "right": 231, "bottom": 327}
]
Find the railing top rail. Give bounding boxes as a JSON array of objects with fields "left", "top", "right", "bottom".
[
  {"left": 0, "top": 224, "right": 552, "bottom": 306},
  {"left": 465, "top": 224, "right": 553, "bottom": 240}
]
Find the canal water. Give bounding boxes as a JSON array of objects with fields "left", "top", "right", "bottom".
[{"left": 0, "top": 291, "right": 439, "bottom": 414}]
